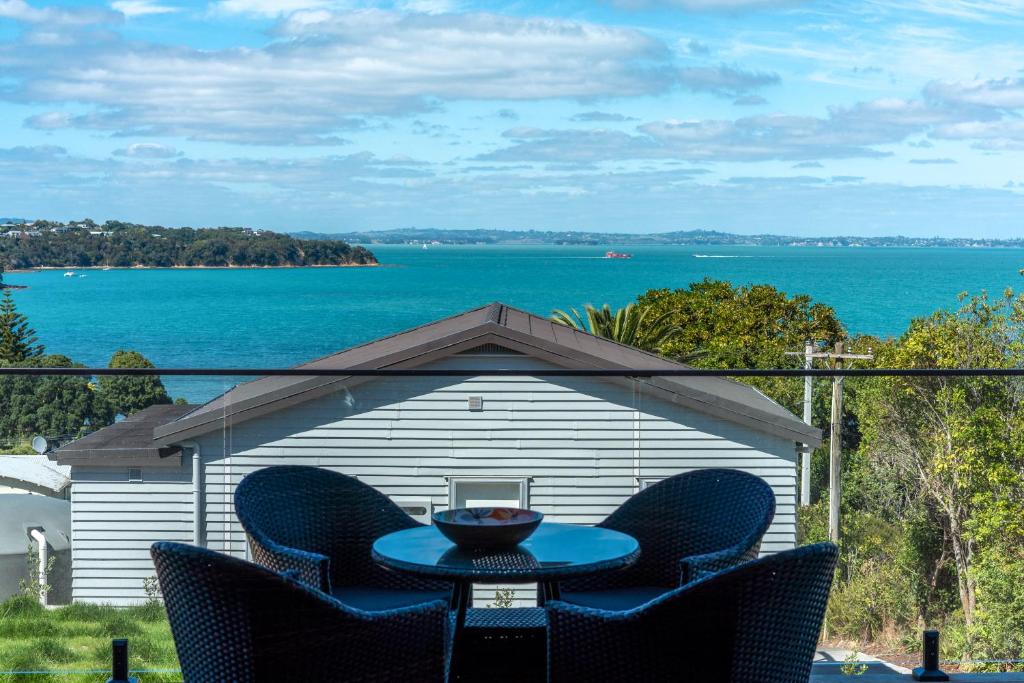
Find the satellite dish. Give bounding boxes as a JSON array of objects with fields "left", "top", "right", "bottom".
[{"left": 30, "top": 436, "right": 48, "bottom": 454}]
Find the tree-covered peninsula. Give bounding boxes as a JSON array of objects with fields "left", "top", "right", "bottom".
[{"left": 0, "top": 219, "right": 377, "bottom": 269}]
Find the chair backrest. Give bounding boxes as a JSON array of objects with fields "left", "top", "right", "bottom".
[
  {"left": 234, "top": 465, "right": 425, "bottom": 589},
  {"left": 547, "top": 542, "right": 838, "bottom": 683},
  {"left": 151, "top": 541, "right": 449, "bottom": 682},
  {"left": 573, "top": 468, "right": 776, "bottom": 589}
]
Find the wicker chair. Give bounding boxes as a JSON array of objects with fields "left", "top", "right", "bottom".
[
  {"left": 151, "top": 541, "right": 451, "bottom": 682},
  {"left": 546, "top": 541, "right": 838, "bottom": 683},
  {"left": 559, "top": 468, "right": 776, "bottom": 610},
  {"left": 234, "top": 465, "right": 451, "bottom": 611}
]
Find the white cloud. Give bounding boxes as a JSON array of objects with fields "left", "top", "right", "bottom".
[
  {"left": 3, "top": 144, "right": 1023, "bottom": 237},
  {"left": 0, "top": 0, "right": 119, "bottom": 24},
  {"left": 1, "top": 10, "right": 676, "bottom": 144},
  {"left": 479, "top": 97, "right": 986, "bottom": 163},
  {"left": 112, "top": 142, "right": 182, "bottom": 158},
  {"left": 212, "top": 0, "right": 329, "bottom": 17},
  {"left": 677, "top": 64, "right": 779, "bottom": 96},
  {"left": 616, "top": 0, "right": 805, "bottom": 9},
  {"left": 926, "top": 77, "right": 1024, "bottom": 109},
  {"left": 112, "top": 0, "right": 179, "bottom": 17},
  {"left": 23, "top": 111, "right": 73, "bottom": 130}
]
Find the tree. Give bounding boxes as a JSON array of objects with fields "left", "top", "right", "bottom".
[
  {"left": 98, "top": 350, "right": 171, "bottom": 417},
  {"left": 0, "top": 289, "right": 43, "bottom": 363},
  {"left": 635, "top": 279, "right": 846, "bottom": 414},
  {"left": 550, "top": 303, "right": 682, "bottom": 352},
  {"left": 0, "top": 354, "right": 113, "bottom": 442},
  {"left": 854, "top": 291, "right": 1024, "bottom": 631}
]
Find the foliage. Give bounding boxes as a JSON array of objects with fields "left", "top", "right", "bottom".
[
  {"left": 487, "top": 588, "right": 515, "bottom": 609},
  {"left": 98, "top": 350, "right": 171, "bottom": 418},
  {"left": 19, "top": 542, "right": 55, "bottom": 601},
  {"left": 0, "top": 291, "right": 43, "bottom": 363},
  {"left": 0, "top": 222, "right": 376, "bottom": 269},
  {"left": 854, "top": 291, "right": 1024, "bottom": 633},
  {"left": 0, "top": 594, "right": 177, "bottom": 682},
  {"left": 550, "top": 303, "right": 682, "bottom": 352},
  {"left": 635, "top": 279, "right": 846, "bottom": 415},
  {"left": 142, "top": 575, "right": 162, "bottom": 603},
  {"left": 840, "top": 652, "right": 868, "bottom": 676},
  {"left": 0, "top": 354, "right": 113, "bottom": 442}
]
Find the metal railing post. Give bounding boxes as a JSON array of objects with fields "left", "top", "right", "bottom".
[
  {"left": 106, "top": 638, "right": 138, "bottom": 683},
  {"left": 912, "top": 630, "right": 949, "bottom": 681}
]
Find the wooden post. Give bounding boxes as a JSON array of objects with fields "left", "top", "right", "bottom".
[{"left": 828, "top": 341, "right": 844, "bottom": 543}]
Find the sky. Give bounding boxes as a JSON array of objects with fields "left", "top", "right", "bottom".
[{"left": 2, "top": 0, "right": 1024, "bottom": 236}]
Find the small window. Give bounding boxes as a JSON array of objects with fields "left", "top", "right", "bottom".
[
  {"left": 449, "top": 477, "right": 529, "bottom": 509},
  {"left": 396, "top": 499, "right": 433, "bottom": 524},
  {"left": 127, "top": 467, "right": 143, "bottom": 483}
]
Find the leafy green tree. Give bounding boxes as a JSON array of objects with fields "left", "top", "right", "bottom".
[
  {"left": 98, "top": 350, "right": 171, "bottom": 418},
  {"left": 635, "top": 279, "right": 846, "bottom": 415},
  {"left": 854, "top": 290, "right": 1024, "bottom": 632},
  {"left": 0, "top": 354, "right": 113, "bottom": 442},
  {"left": 550, "top": 303, "right": 682, "bottom": 352},
  {"left": 0, "top": 290, "right": 43, "bottom": 363}
]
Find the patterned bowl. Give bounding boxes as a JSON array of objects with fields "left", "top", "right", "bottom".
[{"left": 432, "top": 507, "right": 544, "bottom": 549}]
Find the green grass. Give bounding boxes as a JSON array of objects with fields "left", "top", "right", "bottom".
[{"left": 0, "top": 595, "right": 180, "bottom": 682}]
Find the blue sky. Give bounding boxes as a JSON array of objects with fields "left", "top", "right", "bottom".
[{"left": 2, "top": 0, "right": 1024, "bottom": 236}]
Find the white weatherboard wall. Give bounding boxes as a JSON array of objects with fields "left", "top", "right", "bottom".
[
  {"left": 69, "top": 460, "right": 193, "bottom": 604},
  {"left": 68, "top": 353, "right": 798, "bottom": 604}
]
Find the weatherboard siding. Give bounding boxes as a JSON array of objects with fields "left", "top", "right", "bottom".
[
  {"left": 69, "top": 353, "right": 799, "bottom": 605},
  {"left": 69, "top": 463, "right": 193, "bottom": 605},
  {"left": 193, "top": 354, "right": 797, "bottom": 607}
]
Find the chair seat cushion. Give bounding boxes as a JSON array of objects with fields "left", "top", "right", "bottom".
[
  {"left": 466, "top": 607, "right": 547, "bottom": 631},
  {"left": 559, "top": 586, "right": 670, "bottom": 611},
  {"left": 331, "top": 586, "right": 451, "bottom": 611}
]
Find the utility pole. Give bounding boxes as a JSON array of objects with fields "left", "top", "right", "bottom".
[
  {"left": 785, "top": 341, "right": 873, "bottom": 543},
  {"left": 785, "top": 340, "right": 817, "bottom": 507}
]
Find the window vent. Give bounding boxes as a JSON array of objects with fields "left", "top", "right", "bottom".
[
  {"left": 397, "top": 500, "right": 432, "bottom": 524},
  {"left": 127, "top": 467, "right": 143, "bottom": 483},
  {"left": 467, "top": 396, "right": 484, "bottom": 411},
  {"left": 458, "top": 344, "right": 523, "bottom": 355}
]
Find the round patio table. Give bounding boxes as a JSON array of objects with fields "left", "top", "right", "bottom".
[{"left": 372, "top": 522, "right": 640, "bottom": 660}]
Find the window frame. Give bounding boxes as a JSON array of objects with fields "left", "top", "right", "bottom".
[{"left": 447, "top": 476, "right": 530, "bottom": 510}]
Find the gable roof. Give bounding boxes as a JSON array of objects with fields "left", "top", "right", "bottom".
[{"left": 153, "top": 302, "right": 820, "bottom": 446}]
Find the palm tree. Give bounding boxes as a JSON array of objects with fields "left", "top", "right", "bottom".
[{"left": 550, "top": 303, "right": 684, "bottom": 354}]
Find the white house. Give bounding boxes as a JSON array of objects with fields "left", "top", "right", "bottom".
[{"left": 52, "top": 303, "right": 821, "bottom": 605}]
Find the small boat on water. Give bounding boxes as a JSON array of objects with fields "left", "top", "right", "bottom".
[
  {"left": 604, "top": 251, "right": 632, "bottom": 259},
  {"left": 63, "top": 271, "right": 76, "bottom": 277}
]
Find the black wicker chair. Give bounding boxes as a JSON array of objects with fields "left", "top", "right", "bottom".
[
  {"left": 559, "top": 468, "right": 776, "bottom": 610},
  {"left": 151, "top": 541, "right": 451, "bottom": 682},
  {"left": 546, "top": 541, "right": 838, "bottom": 683},
  {"left": 234, "top": 465, "right": 451, "bottom": 611}
]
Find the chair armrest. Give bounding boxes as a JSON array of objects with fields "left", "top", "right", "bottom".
[
  {"left": 679, "top": 541, "right": 760, "bottom": 585},
  {"left": 247, "top": 532, "right": 331, "bottom": 592}
]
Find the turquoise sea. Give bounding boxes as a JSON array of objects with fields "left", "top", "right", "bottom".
[{"left": 6, "top": 244, "right": 1024, "bottom": 402}]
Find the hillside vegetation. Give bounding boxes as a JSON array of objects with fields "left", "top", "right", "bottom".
[{"left": 1, "top": 220, "right": 376, "bottom": 269}]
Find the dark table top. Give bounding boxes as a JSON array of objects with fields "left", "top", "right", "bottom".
[{"left": 372, "top": 522, "right": 640, "bottom": 583}]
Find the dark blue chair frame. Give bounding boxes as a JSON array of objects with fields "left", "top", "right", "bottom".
[
  {"left": 560, "top": 468, "right": 776, "bottom": 608},
  {"left": 234, "top": 465, "right": 452, "bottom": 609},
  {"left": 151, "top": 541, "right": 451, "bottom": 682},
  {"left": 546, "top": 542, "right": 839, "bottom": 683}
]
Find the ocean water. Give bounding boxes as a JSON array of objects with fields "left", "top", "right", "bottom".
[{"left": 6, "top": 244, "right": 1024, "bottom": 402}]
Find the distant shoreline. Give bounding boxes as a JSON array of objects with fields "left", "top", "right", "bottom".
[{"left": 8, "top": 263, "right": 380, "bottom": 273}]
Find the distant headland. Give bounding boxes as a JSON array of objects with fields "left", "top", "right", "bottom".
[
  {"left": 294, "top": 227, "right": 1024, "bottom": 249},
  {"left": 0, "top": 219, "right": 377, "bottom": 270}
]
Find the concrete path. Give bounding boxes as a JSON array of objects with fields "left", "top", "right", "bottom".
[{"left": 811, "top": 649, "right": 1024, "bottom": 683}]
